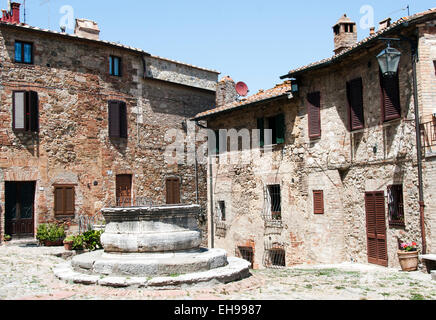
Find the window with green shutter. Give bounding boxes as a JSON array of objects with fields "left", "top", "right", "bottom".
[
  {"left": 275, "top": 113, "right": 285, "bottom": 144},
  {"left": 258, "top": 113, "right": 285, "bottom": 146},
  {"left": 257, "top": 118, "right": 265, "bottom": 147}
]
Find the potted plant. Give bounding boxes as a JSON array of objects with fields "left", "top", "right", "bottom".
[
  {"left": 3, "top": 235, "right": 11, "bottom": 242},
  {"left": 398, "top": 242, "right": 419, "bottom": 272},
  {"left": 72, "top": 234, "right": 85, "bottom": 251},
  {"left": 63, "top": 235, "right": 75, "bottom": 251},
  {"left": 36, "top": 223, "right": 66, "bottom": 247}
]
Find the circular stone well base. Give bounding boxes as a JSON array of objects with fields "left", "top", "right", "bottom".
[
  {"left": 54, "top": 256, "right": 251, "bottom": 289},
  {"left": 71, "top": 248, "right": 229, "bottom": 277}
]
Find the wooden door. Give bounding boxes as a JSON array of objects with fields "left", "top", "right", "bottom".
[
  {"left": 5, "top": 182, "right": 35, "bottom": 237},
  {"left": 365, "top": 192, "right": 388, "bottom": 267},
  {"left": 166, "top": 178, "right": 180, "bottom": 205},
  {"left": 116, "top": 175, "right": 132, "bottom": 207}
]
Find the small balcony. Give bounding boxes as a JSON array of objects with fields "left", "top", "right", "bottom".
[{"left": 421, "top": 117, "right": 436, "bottom": 156}]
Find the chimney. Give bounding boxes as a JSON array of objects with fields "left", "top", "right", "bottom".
[
  {"left": 216, "top": 76, "right": 238, "bottom": 107},
  {"left": 333, "top": 14, "right": 357, "bottom": 55},
  {"left": 369, "top": 27, "right": 375, "bottom": 36},
  {"left": 378, "top": 18, "right": 392, "bottom": 31},
  {"left": 74, "top": 19, "right": 100, "bottom": 40},
  {"left": 1, "top": 2, "right": 20, "bottom": 24}
]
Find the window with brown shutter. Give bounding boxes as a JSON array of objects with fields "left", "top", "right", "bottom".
[
  {"left": 307, "top": 91, "right": 321, "bottom": 139},
  {"left": 313, "top": 190, "right": 324, "bottom": 214},
  {"left": 54, "top": 186, "right": 75, "bottom": 216},
  {"left": 108, "top": 100, "right": 127, "bottom": 138},
  {"left": 12, "top": 91, "right": 39, "bottom": 132},
  {"left": 346, "top": 78, "right": 364, "bottom": 131},
  {"left": 166, "top": 177, "right": 181, "bottom": 204},
  {"left": 380, "top": 71, "right": 401, "bottom": 121}
]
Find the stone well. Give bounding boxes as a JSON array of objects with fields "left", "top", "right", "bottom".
[{"left": 54, "top": 205, "right": 251, "bottom": 288}]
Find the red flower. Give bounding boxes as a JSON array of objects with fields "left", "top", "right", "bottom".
[{"left": 412, "top": 242, "right": 417, "bottom": 246}]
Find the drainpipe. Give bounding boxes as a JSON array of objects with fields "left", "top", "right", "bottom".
[{"left": 411, "top": 46, "right": 426, "bottom": 254}]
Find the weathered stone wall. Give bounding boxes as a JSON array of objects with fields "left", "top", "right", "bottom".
[
  {"left": 206, "top": 27, "right": 433, "bottom": 268},
  {"left": 0, "top": 25, "right": 216, "bottom": 244}
]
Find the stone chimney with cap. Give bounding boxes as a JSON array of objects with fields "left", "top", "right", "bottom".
[
  {"left": 1, "top": 2, "right": 20, "bottom": 24},
  {"left": 74, "top": 19, "right": 100, "bottom": 40},
  {"left": 216, "top": 76, "right": 238, "bottom": 107},
  {"left": 378, "top": 18, "right": 392, "bottom": 31},
  {"left": 333, "top": 14, "right": 357, "bottom": 55}
]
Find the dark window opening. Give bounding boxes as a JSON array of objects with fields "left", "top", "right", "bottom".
[
  {"left": 333, "top": 25, "right": 340, "bottom": 35},
  {"left": 388, "top": 185, "right": 405, "bottom": 227},
  {"left": 12, "top": 91, "right": 39, "bottom": 132},
  {"left": 108, "top": 100, "right": 128, "bottom": 138},
  {"left": 238, "top": 247, "right": 254, "bottom": 269},
  {"left": 54, "top": 186, "right": 75, "bottom": 217},
  {"left": 109, "top": 56, "right": 122, "bottom": 76},
  {"left": 268, "top": 248, "right": 286, "bottom": 267},
  {"left": 268, "top": 185, "right": 282, "bottom": 220},
  {"left": 218, "top": 201, "right": 226, "bottom": 221},
  {"left": 258, "top": 114, "right": 285, "bottom": 146},
  {"left": 15, "top": 41, "right": 33, "bottom": 64}
]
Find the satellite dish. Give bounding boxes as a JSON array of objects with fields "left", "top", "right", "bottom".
[{"left": 235, "top": 82, "right": 249, "bottom": 97}]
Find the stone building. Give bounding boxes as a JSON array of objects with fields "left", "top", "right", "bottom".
[
  {"left": 194, "top": 9, "right": 436, "bottom": 269},
  {"left": 0, "top": 3, "right": 219, "bottom": 243}
]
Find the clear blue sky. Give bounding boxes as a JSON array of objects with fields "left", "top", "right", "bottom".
[{"left": 10, "top": 0, "right": 436, "bottom": 94}]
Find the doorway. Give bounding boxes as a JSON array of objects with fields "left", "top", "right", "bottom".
[
  {"left": 116, "top": 174, "right": 132, "bottom": 207},
  {"left": 365, "top": 192, "right": 388, "bottom": 267},
  {"left": 5, "top": 182, "right": 36, "bottom": 237}
]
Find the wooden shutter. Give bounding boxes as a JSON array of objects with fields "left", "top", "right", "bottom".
[
  {"left": 12, "top": 91, "right": 26, "bottom": 131},
  {"left": 307, "top": 92, "right": 321, "bottom": 139},
  {"left": 275, "top": 114, "right": 285, "bottom": 144},
  {"left": 257, "top": 118, "right": 265, "bottom": 148},
  {"left": 380, "top": 72, "right": 401, "bottom": 121},
  {"left": 365, "top": 192, "right": 388, "bottom": 267},
  {"left": 54, "top": 186, "right": 75, "bottom": 216},
  {"left": 108, "top": 101, "right": 121, "bottom": 137},
  {"left": 119, "top": 101, "right": 128, "bottom": 138},
  {"left": 347, "top": 78, "right": 364, "bottom": 130},
  {"left": 313, "top": 190, "right": 324, "bottom": 214},
  {"left": 166, "top": 178, "right": 180, "bottom": 204},
  {"left": 29, "top": 91, "right": 39, "bottom": 132}
]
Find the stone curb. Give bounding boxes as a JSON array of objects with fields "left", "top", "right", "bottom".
[{"left": 54, "top": 257, "right": 251, "bottom": 289}]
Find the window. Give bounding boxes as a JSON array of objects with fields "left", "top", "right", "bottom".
[
  {"left": 333, "top": 25, "right": 340, "bottom": 35},
  {"left": 218, "top": 201, "right": 226, "bottom": 221},
  {"left": 266, "top": 248, "right": 286, "bottom": 267},
  {"left": 257, "top": 114, "right": 285, "bottom": 146},
  {"left": 346, "top": 78, "right": 364, "bottom": 131},
  {"left": 108, "top": 100, "right": 128, "bottom": 138},
  {"left": 380, "top": 71, "right": 401, "bottom": 121},
  {"left": 166, "top": 177, "right": 181, "bottom": 204},
  {"left": 313, "top": 190, "right": 324, "bottom": 215},
  {"left": 54, "top": 186, "right": 75, "bottom": 216},
  {"left": 238, "top": 247, "right": 254, "bottom": 268},
  {"left": 268, "top": 185, "right": 281, "bottom": 220},
  {"left": 12, "top": 91, "right": 39, "bottom": 132},
  {"left": 109, "top": 56, "right": 122, "bottom": 76},
  {"left": 15, "top": 41, "right": 33, "bottom": 64},
  {"left": 387, "top": 185, "right": 405, "bottom": 227},
  {"left": 307, "top": 91, "right": 321, "bottom": 139}
]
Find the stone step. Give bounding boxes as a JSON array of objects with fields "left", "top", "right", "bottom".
[{"left": 420, "top": 254, "right": 436, "bottom": 262}]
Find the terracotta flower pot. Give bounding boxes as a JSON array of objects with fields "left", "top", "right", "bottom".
[
  {"left": 43, "top": 239, "right": 64, "bottom": 247},
  {"left": 64, "top": 241, "right": 73, "bottom": 251},
  {"left": 398, "top": 250, "right": 419, "bottom": 271}
]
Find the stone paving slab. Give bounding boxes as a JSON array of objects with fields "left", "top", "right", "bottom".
[{"left": 1, "top": 244, "right": 435, "bottom": 300}]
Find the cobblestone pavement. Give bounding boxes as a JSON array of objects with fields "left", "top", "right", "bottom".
[{"left": 0, "top": 244, "right": 435, "bottom": 300}]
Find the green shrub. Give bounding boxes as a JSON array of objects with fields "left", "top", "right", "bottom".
[
  {"left": 72, "top": 234, "right": 84, "bottom": 250},
  {"left": 36, "top": 224, "right": 66, "bottom": 242},
  {"left": 82, "top": 230, "right": 103, "bottom": 251}
]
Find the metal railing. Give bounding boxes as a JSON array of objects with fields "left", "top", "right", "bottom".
[
  {"left": 104, "top": 196, "right": 155, "bottom": 208},
  {"left": 263, "top": 241, "right": 287, "bottom": 268},
  {"left": 78, "top": 213, "right": 105, "bottom": 234}
]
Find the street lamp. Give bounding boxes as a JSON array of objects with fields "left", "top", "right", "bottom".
[{"left": 377, "top": 41, "right": 402, "bottom": 76}]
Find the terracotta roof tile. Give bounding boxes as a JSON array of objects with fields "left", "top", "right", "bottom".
[{"left": 194, "top": 82, "right": 293, "bottom": 120}]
